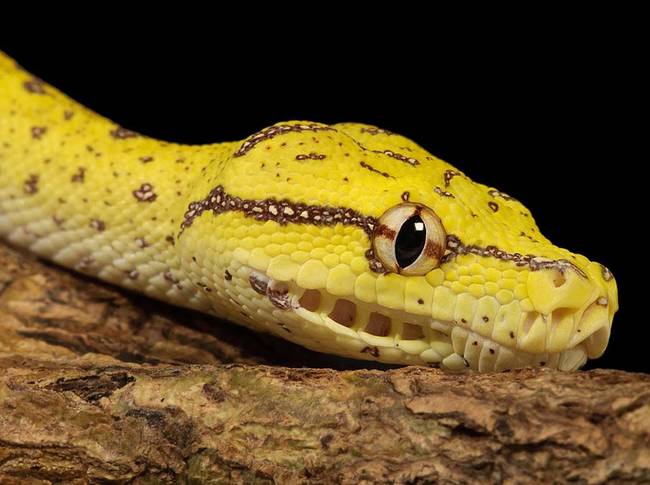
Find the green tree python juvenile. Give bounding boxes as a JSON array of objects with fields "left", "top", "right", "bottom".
[{"left": 0, "top": 52, "right": 618, "bottom": 372}]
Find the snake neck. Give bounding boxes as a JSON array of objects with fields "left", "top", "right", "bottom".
[{"left": 0, "top": 52, "right": 237, "bottom": 310}]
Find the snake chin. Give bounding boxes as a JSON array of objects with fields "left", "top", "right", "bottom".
[{"left": 242, "top": 268, "right": 601, "bottom": 372}]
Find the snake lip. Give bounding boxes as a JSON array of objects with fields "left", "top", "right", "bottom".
[{"left": 242, "top": 267, "right": 594, "bottom": 372}]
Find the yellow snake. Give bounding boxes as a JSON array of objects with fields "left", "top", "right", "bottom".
[{"left": 0, "top": 51, "right": 618, "bottom": 372}]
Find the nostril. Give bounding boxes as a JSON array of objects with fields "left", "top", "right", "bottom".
[{"left": 553, "top": 272, "right": 566, "bottom": 288}]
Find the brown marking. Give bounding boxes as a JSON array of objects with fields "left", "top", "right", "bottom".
[
  {"left": 401, "top": 191, "right": 410, "bottom": 202},
  {"left": 488, "top": 201, "right": 499, "bottom": 212},
  {"left": 139, "top": 156, "right": 154, "bottom": 163},
  {"left": 360, "top": 126, "right": 393, "bottom": 136},
  {"left": 443, "top": 234, "right": 587, "bottom": 278},
  {"left": 361, "top": 346, "right": 380, "bottom": 358},
  {"left": 224, "top": 270, "right": 233, "bottom": 281},
  {"left": 71, "top": 167, "right": 86, "bottom": 183},
  {"left": 180, "top": 184, "right": 378, "bottom": 239},
  {"left": 110, "top": 126, "right": 139, "bottom": 139},
  {"left": 23, "top": 78, "right": 46, "bottom": 94},
  {"left": 434, "top": 186, "right": 454, "bottom": 198},
  {"left": 423, "top": 239, "right": 444, "bottom": 260},
  {"left": 482, "top": 316, "right": 489, "bottom": 322},
  {"left": 135, "top": 237, "right": 149, "bottom": 248},
  {"left": 509, "top": 331, "right": 515, "bottom": 339},
  {"left": 382, "top": 149, "right": 420, "bottom": 166},
  {"left": 165, "top": 235, "right": 175, "bottom": 245},
  {"left": 488, "top": 189, "right": 517, "bottom": 202},
  {"left": 365, "top": 313, "right": 391, "bottom": 336},
  {"left": 374, "top": 224, "right": 397, "bottom": 240},
  {"left": 64, "top": 110, "right": 74, "bottom": 120},
  {"left": 401, "top": 323, "right": 424, "bottom": 340},
  {"left": 443, "top": 170, "right": 461, "bottom": 187},
  {"left": 90, "top": 219, "right": 106, "bottom": 231},
  {"left": 359, "top": 161, "right": 393, "bottom": 178},
  {"left": 267, "top": 282, "right": 293, "bottom": 310},
  {"left": 163, "top": 271, "right": 178, "bottom": 284},
  {"left": 299, "top": 289, "right": 321, "bottom": 311},
  {"left": 31, "top": 126, "right": 47, "bottom": 139},
  {"left": 133, "top": 183, "right": 157, "bottom": 202},
  {"left": 601, "top": 265, "right": 614, "bottom": 282},
  {"left": 328, "top": 299, "right": 356, "bottom": 326},
  {"left": 79, "top": 256, "right": 94, "bottom": 270},
  {"left": 295, "top": 152, "right": 326, "bottom": 160},
  {"left": 234, "top": 123, "right": 336, "bottom": 157},
  {"left": 23, "top": 174, "right": 39, "bottom": 194},
  {"left": 249, "top": 273, "right": 268, "bottom": 295}
]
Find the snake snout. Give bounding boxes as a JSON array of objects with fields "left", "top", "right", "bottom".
[{"left": 527, "top": 267, "right": 612, "bottom": 359}]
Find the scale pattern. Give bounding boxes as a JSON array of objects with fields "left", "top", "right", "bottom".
[{"left": 0, "top": 52, "right": 618, "bottom": 371}]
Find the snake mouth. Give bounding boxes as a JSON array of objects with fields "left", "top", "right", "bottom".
[{"left": 245, "top": 269, "right": 605, "bottom": 372}]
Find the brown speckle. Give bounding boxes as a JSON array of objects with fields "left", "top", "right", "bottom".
[
  {"left": 234, "top": 123, "right": 336, "bottom": 157},
  {"left": 133, "top": 183, "right": 157, "bottom": 202},
  {"left": 90, "top": 219, "right": 105, "bottom": 231},
  {"left": 488, "top": 189, "right": 516, "bottom": 202},
  {"left": 443, "top": 170, "right": 460, "bottom": 187},
  {"left": 224, "top": 270, "right": 233, "bottom": 281},
  {"left": 296, "top": 152, "right": 326, "bottom": 160},
  {"left": 601, "top": 265, "right": 614, "bottom": 282},
  {"left": 135, "top": 237, "right": 149, "bottom": 248},
  {"left": 139, "top": 156, "right": 154, "bottom": 163},
  {"left": 165, "top": 235, "right": 175, "bottom": 245},
  {"left": 382, "top": 149, "right": 419, "bottom": 166},
  {"left": 64, "top": 110, "right": 74, "bottom": 120},
  {"left": 488, "top": 201, "right": 499, "bottom": 212},
  {"left": 401, "top": 191, "right": 410, "bottom": 202},
  {"left": 359, "top": 161, "right": 393, "bottom": 178},
  {"left": 24, "top": 78, "right": 46, "bottom": 94},
  {"left": 110, "top": 126, "right": 139, "bottom": 139},
  {"left": 482, "top": 316, "right": 489, "bottom": 322},
  {"left": 360, "top": 126, "right": 393, "bottom": 136},
  {"left": 509, "top": 331, "right": 515, "bottom": 339},
  {"left": 31, "top": 126, "right": 47, "bottom": 139},
  {"left": 417, "top": 298, "right": 424, "bottom": 305},
  {"left": 434, "top": 186, "right": 454, "bottom": 198},
  {"left": 71, "top": 167, "right": 86, "bottom": 183},
  {"left": 361, "top": 346, "right": 380, "bottom": 358},
  {"left": 24, "top": 174, "right": 39, "bottom": 194}
]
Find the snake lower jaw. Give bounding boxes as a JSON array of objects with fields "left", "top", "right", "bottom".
[{"left": 240, "top": 268, "right": 604, "bottom": 372}]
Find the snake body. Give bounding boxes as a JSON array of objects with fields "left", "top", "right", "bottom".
[{"left": 0, "top": 52, "right": 618, "bottom": 371}]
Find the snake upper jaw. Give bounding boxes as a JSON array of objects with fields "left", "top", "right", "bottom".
[{"left": 238, "top": 267, "right": 604, "bottom": 372}]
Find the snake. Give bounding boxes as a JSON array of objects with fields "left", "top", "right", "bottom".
[{"left": 0, "top": 51, "right": 618, "bottom": 372}]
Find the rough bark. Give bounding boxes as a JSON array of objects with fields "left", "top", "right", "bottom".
[{"left": 0, "top": 242, "right": 648, "bottom": 484}]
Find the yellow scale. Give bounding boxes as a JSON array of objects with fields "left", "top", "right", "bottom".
[{"left": 0, "top": 51, "right": 618, "bottom": 372}]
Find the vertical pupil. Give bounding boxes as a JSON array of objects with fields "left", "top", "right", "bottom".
[{"left": 395, "top": 215, "right": 426, "bottom": 268}]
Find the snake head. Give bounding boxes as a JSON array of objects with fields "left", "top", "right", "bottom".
[{"left": 178, "top": 121, "right": 617, "bottom": 372}]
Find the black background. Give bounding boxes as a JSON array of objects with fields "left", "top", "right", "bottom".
[{"left": 1, "top": 23, "right": 644, "bottom": 372}]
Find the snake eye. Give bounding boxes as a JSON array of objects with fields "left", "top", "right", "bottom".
[{"left": 373, "top": 203, "right": 447, "bottom": 275}]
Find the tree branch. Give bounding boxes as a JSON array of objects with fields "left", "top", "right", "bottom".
[{"left": 0, "top": 243, "right": 648, "bottom": 484}]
